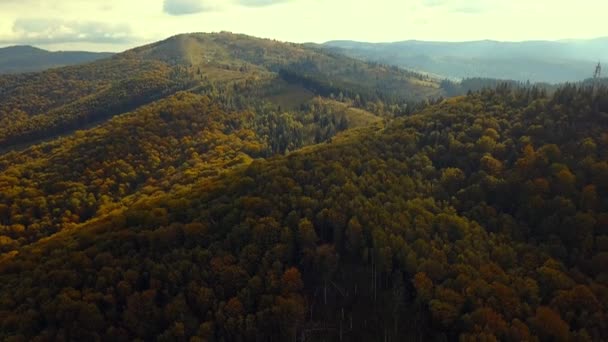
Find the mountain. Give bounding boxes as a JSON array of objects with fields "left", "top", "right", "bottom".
[
  {"left": 0, "top": 32, "right": 607, "bottom": 341},
  {"left": 322, "top": 38, "right": 608, "bottom": 83},
  {"left": 0, "top": 31, "right": 442, "bottom": 247},
  {"left": 0, "top": 80, "right": 607, "bottom": 340},
  {"left": 0, "top": 45, "right": 114, "bottom": 74},
  {"left": 0, "top": 32, "right": 442, "bottom": 151}
]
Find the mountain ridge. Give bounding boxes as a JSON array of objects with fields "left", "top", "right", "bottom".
[
  {"left": 0, "top": 32, "right": 442, "bottom": 152},
  {"left": 325, "top": 36, "right": 608, "bottom": 45},
  {"left": 321, "top": 37, "right": 607, "bottom": 82},
  {"left": 0, "top": 45, "right": 114, "bottom": 74}
]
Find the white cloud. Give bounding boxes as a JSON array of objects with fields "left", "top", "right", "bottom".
[
  {"left": 420, "top": 0, "right": 495, "bottom": 13},
  {"left": 0, "top": 18, "right": 136, "bottom": 45},
  {"left": 236, "top": 0, "right": 295, "bottom": 7},
  {"left": 163, "top": 0, "right": 217, "bottom": 15},
  {"left": 421, "top": 0, "right": 447, "bottom": 7},
  {"left": 0, "top": 0, "right": 606, "bottom": 51}
]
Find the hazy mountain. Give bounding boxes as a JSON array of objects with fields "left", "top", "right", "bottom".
[
  {"left": 322, "top": 37, "right": 608, "bottom": 83},
  {"left": 0, "top": 45, "right": 114, "bottom": 74}
]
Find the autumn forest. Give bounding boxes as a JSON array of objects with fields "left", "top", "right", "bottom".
[{"left": 0, "top": 32, "right": 606, "bottom": 341}]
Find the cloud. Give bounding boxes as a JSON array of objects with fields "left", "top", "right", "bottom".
[
  {"left": 236, "top": 0, "right": 295, "bottom": 7},
  {"left": 0, "top": 18, "right": 136, "bottom": 45},
  {"left": 420, "top": 0, "right": 492, "bottom": 13},
  {"left": 163, "top": 0, "right": 216, "bottom": 15},
  {"left": 162, "top": 0, "right": 293, "bottom": 15},
  {"left": 452, "top": 5, "right": 487, "bottom": 13},
  {"left": 422, "top": 0, "right": 447, "bottom": 7}
]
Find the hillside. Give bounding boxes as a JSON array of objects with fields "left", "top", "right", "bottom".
[
  {"left": 0, "top": 88, "right": 384, "bottom": 251},
  {"left": 0, "top": 32, "right": 442, "bottom": 151},
  {"left": 0, "top": 32, "right": 440, "bottom": 250},
  {"left": 0, "top": 45, "right": 113, "bottom": 74},
  {"left": 0, "top": 79, "right": 607, "bottom": 341},
  {"left": 322, "top": 38, "right": 608, "bottom": 83}
]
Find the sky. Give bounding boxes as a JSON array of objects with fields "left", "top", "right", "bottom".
[{"left": 0, "top": 0, "right": 607, "bottom": 52}]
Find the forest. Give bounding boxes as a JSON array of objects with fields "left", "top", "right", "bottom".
[
  {"left": 0, "top": 33, "right": 441, "bottom": 151},
  {"left": 0, "top": 89, "right": 370, "bottom": 252},
  {"left": 0, "top": 76, "right": 607, "bottom": 341}
]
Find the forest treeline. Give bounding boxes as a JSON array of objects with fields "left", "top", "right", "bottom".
[
  {"left": 441, "top": 76, "right": 608, "bottom": 97},
  {"left": 0, "top": 84, "right": 607, "bottom": 341}
]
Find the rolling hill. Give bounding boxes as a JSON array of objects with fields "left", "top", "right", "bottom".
[
  {"left": 0, "top": 45, "right": 113, "bottom": 74},
  {"left": 322, "top": 37, "right": 608, "bottom": 83},
  {"left": 0, "top": 32, "right": 443, "bottom": 248},
  {"left": 0, "top": 32, "right": 606, "bottom": 341},
  {"left": 0, "top": 81, "right": 607, "bottom": 340},
  {"left": 0, "top": 32, "right": 442, "bottom": 151}
]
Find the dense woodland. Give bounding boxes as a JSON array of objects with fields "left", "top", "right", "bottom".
[
  {"left": 0, "top": 75, "right": 607, "bottom": 341},
  {"left": 0, "top": 58, "right": 187, "bottom": 148},
  {"left": 0, "top": 33, "right": 441, "bottom": 151},
  {"left": 0, "top": 89, "right": 370, "bottom": 251}
]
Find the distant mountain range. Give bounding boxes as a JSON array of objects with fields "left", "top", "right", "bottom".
[
  {"left": 5, "top": 37, "right": 606, "bottom": 83},
  {"left": 0, "top": 45, "right": 114, "bottom": 74},
  {"left": 321, "top": 37, "right": 608, "bottom": 83}
]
